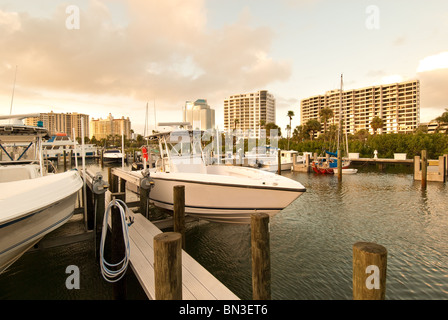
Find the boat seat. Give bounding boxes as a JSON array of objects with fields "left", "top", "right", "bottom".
[{"left": 0, "top": 165, "right": 40, "bottom": 182}]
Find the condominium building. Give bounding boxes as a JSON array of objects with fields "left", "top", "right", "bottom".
[
  {"left": 224, "top": 90, "right": 276, "bottom": 137},
  {"left": 89, "top": 113, "right": 132, "bottom": 140},
  {"left": 300, "top": 80, "right": 420, "bottom": 135},
  {"left": 182, "top": 99, "right": 215, "bottom": 131},
  {"left": 24, "top": 111, "right": 89, "bottom": 139}
]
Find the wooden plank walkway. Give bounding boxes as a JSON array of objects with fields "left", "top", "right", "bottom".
[{"left": 124, "top": 206, "right": 240, "bottom": 300}]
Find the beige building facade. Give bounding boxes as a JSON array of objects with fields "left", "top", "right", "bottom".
[
  {"left": 89, "top": 113, "right": 132, "bottom": 140},
  {"left": 24, "top": 111, "right": 89, "bottom": 139},
  {"left": 300, "top": 80, "right": 420, "bottom": 135},
  {"left": 224, "top": 90, "right": 276, "bottom": 137}
]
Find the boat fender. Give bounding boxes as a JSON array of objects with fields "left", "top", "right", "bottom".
[{"left": 93, "top": 173, "right": 109, "bottom": 194}]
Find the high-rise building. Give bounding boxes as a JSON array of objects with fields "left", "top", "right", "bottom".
[
  {"left": 182, "top": 99, "right": 215, "bottom": 131},
  {"left": 24, "top": 111, "right": 89, "bottom": 139},
  {"left": 89, "top": 113, "right": 132, "bottom": 140},
  {"left": 300, "top": 80, "right": 420, "bottom": 135},
  {"left": 224, "top": 90, "right": 275, "bottom": 137}
]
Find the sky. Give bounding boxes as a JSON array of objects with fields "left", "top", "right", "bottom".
[{"left": 1, "top": 0, "right": 448, "bottom": 136}]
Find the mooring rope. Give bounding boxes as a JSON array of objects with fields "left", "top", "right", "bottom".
[{"left": 99, "top": 199, "right": 132, "bottom": 283}]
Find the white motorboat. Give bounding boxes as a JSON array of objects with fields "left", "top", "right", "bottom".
[
  {"left": 102, "top": 149, "right": 124, "bottom": 163},
  {"left": 131, "top": 128, "right": 306, "bottom": 224},
  {"left": 0, "top": 114, "right": 83, "bottom": 274},
  {"left": 259, "top": 150, "right": 304, "bottom": 172},
  {"left": 42, "top": 133, "right": 97, "bottom": 159}
]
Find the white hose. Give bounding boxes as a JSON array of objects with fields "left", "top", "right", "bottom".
[{"left": 99, "top": 199, "right": 132, "bottom": 283}]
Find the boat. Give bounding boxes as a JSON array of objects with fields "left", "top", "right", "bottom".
[
  {"left": 0, "top": 114, "right": 83, "bottom": 274},
  {"left": 129, "top": 127, "right": 306, "bottom": 224},
  {"left": 260, "top": 149, "right": 304, "bottom": 172},
  {"left": 312, "top": 75, "right": 357, "bottom": 175},
  {"left": 102, "top": 148, "right": 124, "bottom": 163},
  {"left": 42, "top": 133, "right": 98, "bottom": 159}
]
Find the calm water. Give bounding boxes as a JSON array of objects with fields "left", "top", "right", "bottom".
[{"left": 1, "top": 161, "right": 447, "bottom": 300}]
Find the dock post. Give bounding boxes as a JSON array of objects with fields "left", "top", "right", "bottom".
[
  {"left": 305, "top": 153, "right": 310, "bottom": 173},
  {"left": 277, "top": 150, "right": 281, "bottom": 175},
  {"left": 337, "top": 148, "right": 342, "bottom": 181},
  {"left": 70, "top": 150, "right": 73, "bottom": 169},
  {"left": 85, "top": 184, "right": 94, "bottom": 230},
  {"left": 443, "top": 154, "right": 448, "bottom": 177},
  {"left": 173, "top": 185, "right": 186, "bottom": 250},
  {"left": 111, "top": 192, "right": 127, "bottom": 300},
  {"left": 154, "top": 232, "right": 183, "bottom": 300},
  {"left": 353, "top": 242, "right": 387, "bottom": 300},
  {"left": 251, "top": 213, "right": 271, "bottom": 300},
  {"left": 63, "top": 150, "right": 67, "bottom": 172},
  {"left": 421, "top": 150, "right": 427, "bottom": 189}
]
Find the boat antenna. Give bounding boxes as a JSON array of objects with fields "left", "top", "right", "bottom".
[{"left": 9, "top": 65, "right": 18, "bottom": 116}]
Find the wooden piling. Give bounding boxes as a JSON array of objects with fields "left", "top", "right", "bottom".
[
  {"left": 353, "top": 242, "right": 387, "bottom": 300},
  {"left": 63, "top": 150, "right": 67, "bottom": 172},
  {"left": 85, "top": 185, "right": 94, "bottom": 230},
  {"left": 337, "top": 148, "right": 342, "bottom": 181},
  {"left": 173, "top": 185, "right": 186, "bottom": 250},
  {"left": 154, "top": 232, "right": 183, "bottom": 300},
  {"left": 251, "top": 212, "right": 271, "bottom": 300},
  {"left": 421, "top": 150, "right": 427, "bottom": 189},
  {"left": 277, "top": 150, "right": 281, "bottom": 175}
]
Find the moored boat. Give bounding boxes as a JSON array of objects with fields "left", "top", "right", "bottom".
[{"left": 130, "top": 128, "right": 306, "bottom": 224}]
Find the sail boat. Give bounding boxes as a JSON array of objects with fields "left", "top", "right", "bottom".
[{"left": 312, "top": 75, "right": 357, "bottom": 174}]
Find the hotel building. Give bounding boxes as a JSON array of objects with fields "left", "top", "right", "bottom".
[
  {"left": 182, "top": 99, "right": 215, "bottom": 131},
  {"left": 224, "top": 90, "right": 276, "bottom": 137},
  {"left": 25, "top": 111, "right": 89, "bottom": 139},
  {"left": 300, "top": 80, "right": 420, "bottom": 135},
  {"left": 89, "top": 113, "right": 132, "bottom": 140}
]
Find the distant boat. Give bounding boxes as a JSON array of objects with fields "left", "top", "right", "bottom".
[
  {"left": 312, "top": 75, "right": 357, "bottom": 175},
  {"left": 0, "top": 114, "right": 83, "bottom": 274},
  {"left": 102, "top": 149, "right": 124, "bottom": 163},
  {"left": 259, "top": 150, "right": 304, "bottom": 172},
  {"left": 42, "top": 133, "right": 98, "bottom": 159}
]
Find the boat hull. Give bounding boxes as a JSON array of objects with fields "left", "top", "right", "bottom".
[
  {"left": 146, "top": 169, "right": 305, "bottom": 224},
  {"left": 0, "top": 170, "right": 83, "bottom": 274},
  {"left": 0, "top": 192, "right": 78, "bottom": 273}
]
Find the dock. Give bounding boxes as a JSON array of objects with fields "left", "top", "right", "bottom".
[
  {"left": 124, "top": 204, "right": 239, "bottom": 300},
  {"left": 33, "top": 167, "right": 239, "bottom": 300}
]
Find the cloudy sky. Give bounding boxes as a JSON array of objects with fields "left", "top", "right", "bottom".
[{"left": 1, "top": 0, "right": 448, "bottom": 135}]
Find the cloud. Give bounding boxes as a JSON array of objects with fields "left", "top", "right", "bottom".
[
  {"left": 416, "top": 52, "right": 448, "bottom": 122},
  {"left": 0, "top": 0, "right": 292, "bottom": 120},
  {"left": 417, "top": 52, "right": 448, "bottom": 73}
]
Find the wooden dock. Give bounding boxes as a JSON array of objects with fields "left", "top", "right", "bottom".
[
  {"left": 102, "top": 169, "right": 240, "bottom": 300},
  {"left": 34, "top": 167, "right": 239, "bottom": 300},
  {"left": 125, "top": 206, "right": 239, "bottom": 300}
]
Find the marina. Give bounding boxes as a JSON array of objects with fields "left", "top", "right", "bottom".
[{"left": 0, "top": 155, "right": 447, "bottom": 300}]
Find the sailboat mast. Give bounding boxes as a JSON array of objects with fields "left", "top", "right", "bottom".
[
  {"left": 9, "top": 65, "right": 18, "bottom": 118},
  {"left": 338, "top": 74, "right": 342, "bottom": 151}
]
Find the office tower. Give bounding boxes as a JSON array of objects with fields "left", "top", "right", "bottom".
[{"left": 182, "top": 99, "right": 215, "bottom": 131}]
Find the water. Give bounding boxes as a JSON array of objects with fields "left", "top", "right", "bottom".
[{"left": 1, "top": 161, "right": 447, "bottom": 300}]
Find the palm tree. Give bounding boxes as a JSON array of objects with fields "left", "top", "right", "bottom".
[
  {"left": 305, "top": 119, "right": 322, "bottom": 140},
  {"left": 370, "top": 116, "right": 384, "bottom": 135},
  {"left": 287, "top": 110, "right": 294, "bottom": 149},
  {"left": 319, "top": 107, "right": 334, "bottom": 134},
  {"left": 233, "top": 118, "right": 239, "bottom": 130}
]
